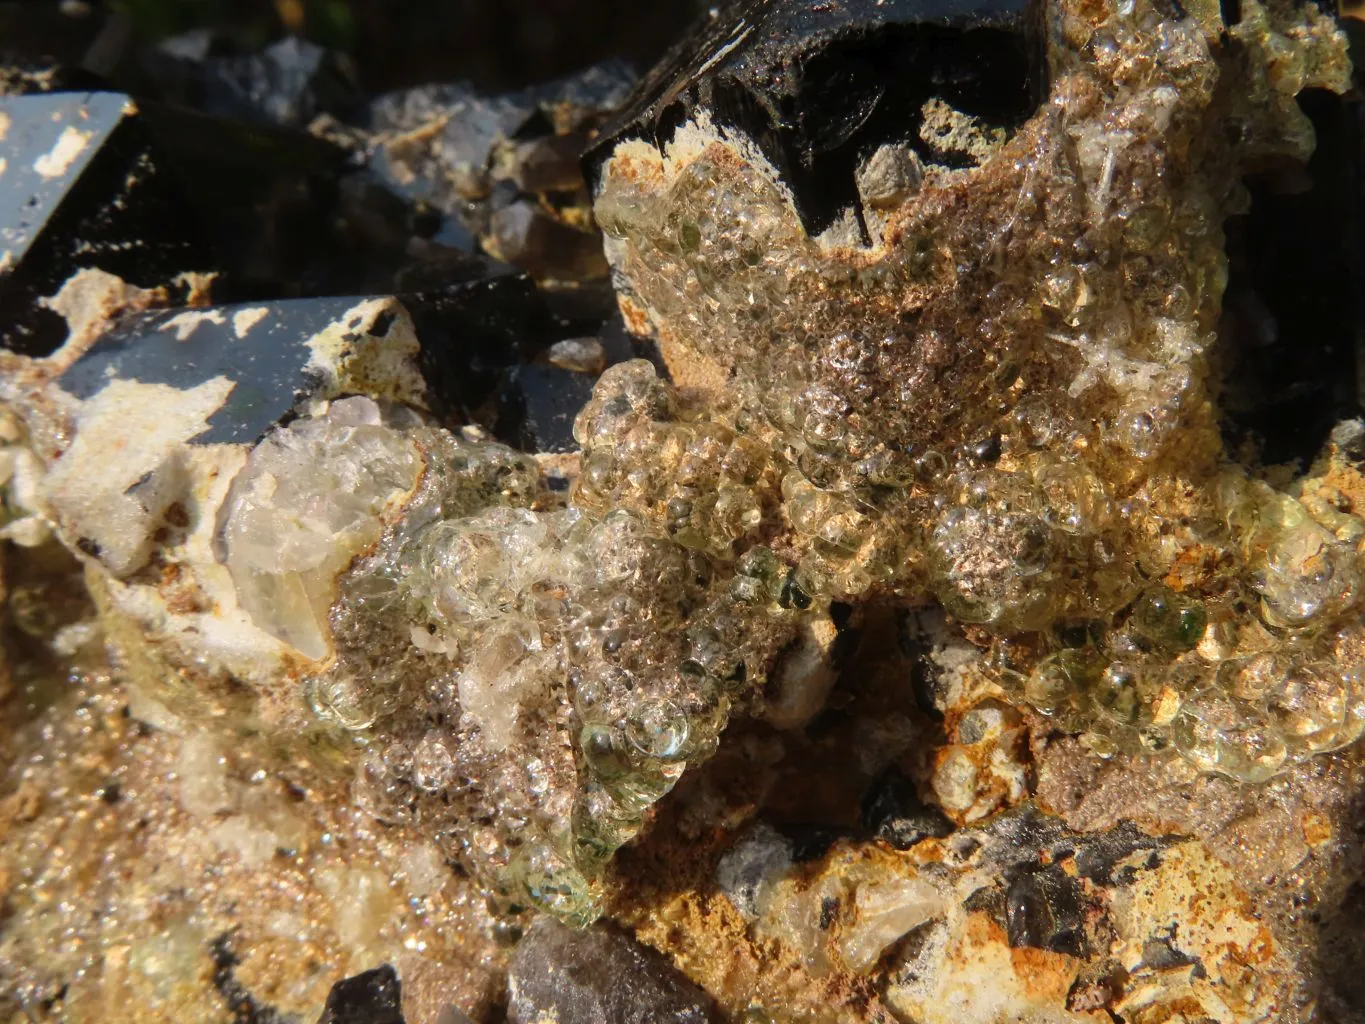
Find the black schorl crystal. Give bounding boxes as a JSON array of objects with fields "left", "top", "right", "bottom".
[
  {"left": 0, "top": 3, "right": 125, "bottom": 87},
  {"left": 406, "top": 275, "right": 562, "bottom": 424},
  {"left": 507, "top": 917, "right": 718, "bottom": 1024},
  {"left": 128, "top": 100, "right": 383, "bottom": 300},
  {"left": 860, "top": 769, "right": 955, "bottom": 850},
  {"left": 56, "top": 296, "right": 408, "bottom": 445},
  {"left": 0, "top": 80, "right": 493, "bottom": 347},
  {"left": 54, "top": 270, "right": 579, "bottom": 445},
  {"left": 0, "top": 91, "right": 213, "bottom": 356},
  {"left": 495, "top": 362, "right": 600, "bottom": 454},
  {"left": 317, "top": 966, "right": 405, "bottom": 1024},
  {"left": 585, "top": 0, "right": 1046, "bottom": 237},
  {"left": 1004, "top": 865, "right": 1091, "bottom": 958},
  {"left": 1218, "top": 28, "right": 1364, "bottom": 466}
]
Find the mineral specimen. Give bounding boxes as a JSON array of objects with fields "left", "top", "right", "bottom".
[
  {"left": 2, "top": 0, "right": 1365, "bottom": 1019},
  {"left": 57, "top": 296, "right": 429, "bottom": 445},
  {"left": 0, "top": 91, "right": 212, "bottom": 356},
  {"left": 319, "top": 965, "right": 406, "bottom": 1024},
  {"left": 290, "top": 0, "right": 1363, "bottom": 926},
  {"left": 589, "top": 0, "right": 1362, "bottom": 785}
]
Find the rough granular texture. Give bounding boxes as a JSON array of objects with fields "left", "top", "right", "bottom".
[
  {"left": 0, "top": 654, "right": 508, "bottom": 1023},
  {"left": 590, "top": 0, "right": 1360, "bottom": 781},
  {"left": 240, "top": 0, "right": 1363, "bottom": 927},
  {"left": 3, "top": 4, "right": 1363, "bottom": 1019}
]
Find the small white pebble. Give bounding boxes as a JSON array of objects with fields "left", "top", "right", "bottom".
[{"left": 547, "top": 337, "right": 607, "bottom": 375}]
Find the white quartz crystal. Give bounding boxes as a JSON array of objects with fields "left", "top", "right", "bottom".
[{"left": 222, "top": 397, "right": 422, "bottom": 660}]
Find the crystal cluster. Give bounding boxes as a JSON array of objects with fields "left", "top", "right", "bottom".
[
  {"left": 286, "top": 364, "right": 814, "bottom": 922},
  {"left": 10, "top": 0, "right": 1356, "bottom": 942},
  {"left": 590, "top": 0, "right": 1361, "bottom": 790},
  {"left": 202, "top": 0, "right": 1361, "bottom": 924},
  {"left": 223, "top": 397, "right": 422, "bottom": 660}
]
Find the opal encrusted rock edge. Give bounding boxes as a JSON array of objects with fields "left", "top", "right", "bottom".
[
  {"left": 589, "top": 0, "right": 1359, "bottom": 784},
  {"left": 285, "top": 0, "right": 1356, "bottom": 924},
  {"left": 1, "top": 0, "right": 1362, "bottom": 998}
]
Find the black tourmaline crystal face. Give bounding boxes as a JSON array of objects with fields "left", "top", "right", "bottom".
[
  {"left": 587, "top": 0, "right": 1046, "bottom": 237},
  {"left": 0, "top": 91, "right": 213, "bottom": 357},
  {"left": 57, "top": 296, "right": 420, "bottom": 446},
  {"left": 318, "top": 965, "right": 406, "bottom": 1024}
]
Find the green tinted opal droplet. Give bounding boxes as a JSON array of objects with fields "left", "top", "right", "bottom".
[
  {"left": 580, "top": 724, "right": 632, "bottom": 779},
  {"left": 624, "top": 699, "right": 691, "bottom": 761},
  {"left": 1176, "top": 604, "right": 1207, "bottom": 649},
  {"left": 679, "top": 219, "right": 702, "bottom": 252},
  {"left": 1132, "top": 585, "right": 1206, "bottom": 652}
]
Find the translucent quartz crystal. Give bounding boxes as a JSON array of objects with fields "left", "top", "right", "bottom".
[
  {"left": 296, "top": 364, "right": 810, "bottom": 922},
  {"left": 222, "top": 397, "right": 422, "bottom": 659}
]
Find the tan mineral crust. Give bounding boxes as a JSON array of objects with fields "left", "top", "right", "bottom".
[{"left": 2, "top": 0, "right": 1365, "bottom": 1020}]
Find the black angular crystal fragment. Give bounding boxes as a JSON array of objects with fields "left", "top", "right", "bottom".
[
  {"left": 57, "top": 296, "right": 413, "bottom": 445},
  {"left": 1220, "top": 73, "right": 1364, "bottom": 466},
  {"left": 586, "top": 0, "right": 1046, "bottom": 237},
  {"left": 405, "top": 274, "right": 562, "bottom": 425},
  {"left": 1005, "top": 864, "right": 1092, "bottom": 958},
  {"left": 0, "top": 3, "right": 126, "bottom": 88},
  {"left": 897, "top": 608, "right": 952, "bottom": 718},
  {"left": 0, "top": 91, "right": 213, "bottom": 356},
  {"left": 1068, "top": 819, "right": 1166, "bottom": 886},
  {"left": 495, "top": 363, "right": 599, "bottom": 454},
  {"left": 781, "top": 824, "right": 849, "bottom": 863},
  {"left": 130, "top": 100, "right": 378, "bottom": 299},
  {"left": 507, "top": 917, "right": 717, "bottom": 1024},
  {"left": 861, "top": 768, "right": 955, "bottom": 849},
  {"left": 599, "top": 309, "right": 655, "bottom": 367},
  {"left": 318, "top": 965, "right": 404, "bottom": 1024}
]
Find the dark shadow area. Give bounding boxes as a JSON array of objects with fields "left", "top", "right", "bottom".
[
  {"left": 1218, "top": 83, "right": 1363, "bottom": 467},
  {"left": 0, "top": 0, "right": 702, "bottom": 96},
  {"left": 1310, "top": 772, "right": 1365, "bottom": 1024}
]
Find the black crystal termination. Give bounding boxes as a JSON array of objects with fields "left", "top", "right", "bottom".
[
  {"left": 585, "top": 0, "right": 1046, "bottom": 237},
  {"left": 406, "top": 275, "right": 562, "bottom": 425},
  {"left": 317, "top": 966, "right": 405, "bottom": 1024},
  {"left": 860, "top": 768, "right": 955, "bottom": 850},
  {"left": 0, "top": 91, "right": 213, "bottom": 357}
]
